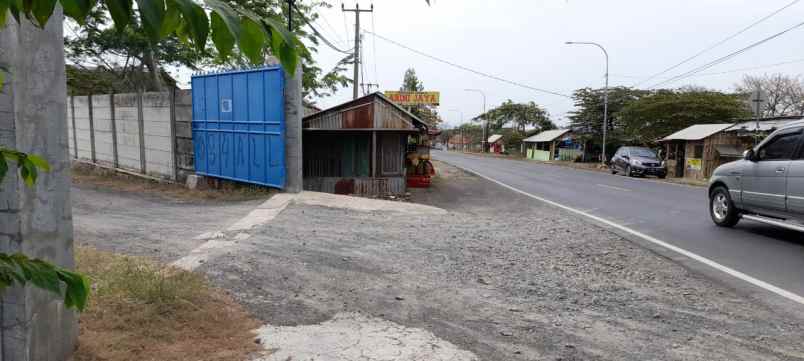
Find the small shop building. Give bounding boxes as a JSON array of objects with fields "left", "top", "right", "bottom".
[
  {"left": 302, "top": 93, "right": 430, "bottom": 196},
  {"left": 660, "top": 116, "right": 802, "bottom": 180},
  {"left": 522, "top": 129, "right": 582, "bottom": 161},
  {"left": 488, "top": 134, "right": 504, "bottom": 153}
]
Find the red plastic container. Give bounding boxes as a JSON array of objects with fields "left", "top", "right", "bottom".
[{"left": 407, "top": 175, "right": 432, "bottom": 188}]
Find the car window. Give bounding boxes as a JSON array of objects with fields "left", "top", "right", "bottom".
[
  {"left": 757, "top": 132, "right": 802, "bottom": 161},
  {"left": 630, "top": 148, "right": 657, "bottom": 158}
]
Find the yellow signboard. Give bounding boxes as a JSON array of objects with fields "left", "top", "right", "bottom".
[
  {"left": 384, "top": 91, "right": 440, "bottom": 106},
  {"left": 686, "top": 158, "right": 702, "bottom": 171}
]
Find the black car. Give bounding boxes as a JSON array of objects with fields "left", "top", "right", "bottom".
[{"left": 610, "top": 146, "right": 667, "bottom": 178}]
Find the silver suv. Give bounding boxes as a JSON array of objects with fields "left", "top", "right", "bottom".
[{"left": 708, "top": 120, "right": 804, "bottom": 232}]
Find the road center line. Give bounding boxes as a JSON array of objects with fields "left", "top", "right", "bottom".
[
  {"left": 596, "top": 183, "right": 631, "bottom": 192},
  {"left": 442, "top": 158, "right": 804, "bottom": 306}
]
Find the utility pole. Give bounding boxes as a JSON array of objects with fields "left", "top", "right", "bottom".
[
  {"left": 360, "top": 82, "right": 379, "bottom": 95},
  {"left": 342, "top": 2, "right": 373, "bottom": 99},
  {"left": 287, "top": 0, "right": 294, "bottom": 30}
]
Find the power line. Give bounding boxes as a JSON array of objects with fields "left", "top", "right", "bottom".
[
  {"left": 365, "top": 30, "right": 572, "bottom": 99},
  {"left": 318, "top": 11, "right": 348, "bottom": 46},
  {"left": 613, "top": 58, "right": 804, "bottom": 80},
  {"left": 291, "top": 2, "right": 353, "bottom": 54},
  {"left": 370, "top": 11, "right": 379, "bottom": 89},
  {"left": 633, "top": 0, "right": 801, "bottom": 87},
  {"left": 647, "top": 20, "right": 804, "bottom": 88}
]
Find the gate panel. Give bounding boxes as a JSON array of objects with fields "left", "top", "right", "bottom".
[{"left": 191, "top": 67, "right": 285, "bottom": 188}]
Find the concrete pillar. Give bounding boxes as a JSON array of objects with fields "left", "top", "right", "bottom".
[
  {"left": 0, "top": 8, "right": 78, "bottom": 361},
  {"left": 284, "top": 64, "right": 303, "bottom": 193}
]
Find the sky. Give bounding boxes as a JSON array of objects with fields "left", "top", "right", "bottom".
[{"left": 297, "top": 0, "right": 804, "bottom": 128}]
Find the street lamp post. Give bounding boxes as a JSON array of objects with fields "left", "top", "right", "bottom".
[
  {"left": 464, "top": 89, "right": 487, "bottom": 152},
  {"left": 566, "top": 41, "right": 609, "bottom": 164}
]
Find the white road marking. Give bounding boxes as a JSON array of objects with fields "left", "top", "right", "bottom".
[
  {"left": 445, "top": 160, "right": 804, "bottom": 306},
  {"left": 596, "top": 183, "right": 631, "bottom": 192}
]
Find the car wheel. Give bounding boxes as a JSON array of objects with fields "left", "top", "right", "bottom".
[
  {"left": 625, "top": 165, "right": 633, "bottom": 177},
  {"left": 709, "top": 186, "right": 739, "bottom": 227},
  {"left": 610, "top": 166, "right": 617, "bottom": 174},
  {"left": 658, "top": 174, "right": 667, "bottom": 179}
]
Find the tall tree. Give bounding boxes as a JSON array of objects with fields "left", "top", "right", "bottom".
[
  {"left": 618, "top": 88, "right": 750, "bottom": 144},
  {"left": 398, "top": 68, "right": 442, "bottom": 126},
  {"left": 735, "top": 73, "right": 804, "bottom": 117},
  {"left": 476, "top": 100, "right": 554, "bottom": 134},
  {"left": 567, "top": 86, "right": 648, "bottom": 137}
]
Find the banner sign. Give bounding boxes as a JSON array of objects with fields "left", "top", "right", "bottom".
[
  {"left": 686, "top": 158, "right": 702, "bottom": 171},
  {"left": 384, "top": 91, "right": 440, "bottom": 106}
]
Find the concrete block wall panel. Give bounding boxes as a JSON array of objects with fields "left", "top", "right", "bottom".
[
  {"left": 91, "top": 95, "right": 115, "bottom": 164},
  {"left": 174, "top": 90, "right": 194, "bottom": 179},
  {"left": 72, "top": 95, "right": 93, "bottom": 159},
  {"left": 114, "top": 94, "right": 142, "bottom": 171}
]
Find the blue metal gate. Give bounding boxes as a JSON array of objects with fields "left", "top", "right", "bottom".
[{"left": 191, "top": 67, "right": 285, "bottom": 188}]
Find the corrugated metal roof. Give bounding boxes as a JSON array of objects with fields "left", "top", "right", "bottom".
[
  {"left": 523, "top": 129, "right": 571, "bottom": 143},
  {"left": 487, "top": 134, "right": 503, "bottom": 143},
  {"left": 660, "top": 124, "right": 734, "bottom": 141},
  {"left": 726, "top": 118, "right": 803, "bottom": 132}
]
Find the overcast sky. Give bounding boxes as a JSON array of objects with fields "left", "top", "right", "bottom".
[{"left": 297, "top": 0, "right": 804, "bottom": 128}]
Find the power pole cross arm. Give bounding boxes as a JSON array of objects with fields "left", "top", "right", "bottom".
[{"left": 342, "top": 3, "right": 374, "bottom": 100}]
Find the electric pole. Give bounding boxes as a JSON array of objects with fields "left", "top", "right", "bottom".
[{"left": 342, "top": 2, "right": 373, "bottom": 99}]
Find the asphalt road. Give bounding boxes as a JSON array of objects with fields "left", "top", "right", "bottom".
[{"left": 435, "top": 150, "right": 804, "bottom": 306}]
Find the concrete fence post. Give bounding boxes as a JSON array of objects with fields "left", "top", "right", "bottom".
[
  {"left": 136, "top": 90, "right": 146, "bottom": 174},
  {"left": 0, "top": 8, "right": 78, "bottom": 360},
  {"left": 70, "top": 95, "right": 77, "bottom": 159},
  {"left": 88, "top": 93, "right": 96, "bottom": 163},
  {"left": 169, "top": 88, "right": 178, "bottom": 180},
  {"left": 283, "top": 64, "right": 303, "bottom": 193},
  {"left": 110, "top": 92, "right": 119, "bottom": 168}
]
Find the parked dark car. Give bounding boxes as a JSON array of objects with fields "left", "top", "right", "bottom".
[{"left": 610, "top": 146, "right": 667, "bottom": 178}]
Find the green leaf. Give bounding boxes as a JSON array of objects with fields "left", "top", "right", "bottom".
[
  {"left": 209, "top": 12, "right": 234, "bottom": 58},
  {"left": 234, "top": 6, "right": 297, "bottom": 73},
  {"left": 204, "top": 0, "right": 240, "bottom": 39},
  {"left": 31, "top": 0, "right": 57, "bottom": 27},
  {"left": 238, "top": 17, "right": 265, "bottom": 64},
  {"left": 136, "top": 0, "right": 166, "bottom": 42},
  {"left": 0, "top": 154, "right": 8, "bottom": 181},
  {"left": 20, "top": 160, "right": 36, "bottom": 187},
  {"left": 57, "top": 269, "right": 90, "bottom": 311},
  {"left": 0, "top": 0, "right": 8, "bottom": 27},
  {"left": 58, "top": 0, "right": 92, "bottom": 24},
  {"left": 171, "top": 0, "right": 208, "bottom": 51},
  {"left": 160, "top": 0, "right": 180, "bottom": 38},
  {"left": 104, "top": 0, "right": 132, "bottom": 29},
  {"left": 26, "top": 154, "right": 50, "bottom": 172}
]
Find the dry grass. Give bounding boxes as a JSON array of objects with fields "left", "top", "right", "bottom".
[
  {"left": 73, "top": 247, "right": 261, "bottom": 361},
  {"left": 71, "top": 162, "right": 276, "bottom": 202}
]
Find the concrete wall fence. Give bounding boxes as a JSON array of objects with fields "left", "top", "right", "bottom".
[{"left": 67, "top": 89, "right": 194, "bottom": 181}]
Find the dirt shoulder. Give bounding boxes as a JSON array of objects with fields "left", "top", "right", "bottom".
[{"left": 197, "top": 160, "right": 804, "bottom": 361}]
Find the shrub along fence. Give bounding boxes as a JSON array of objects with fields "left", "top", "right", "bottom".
[{"left": 67, "top": 89, "right": 194, "bottom": 181}]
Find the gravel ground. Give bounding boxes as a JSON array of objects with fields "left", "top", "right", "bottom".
[
  {"left": 72, "top": 183, "right": 264, "bottom": 262},
  {"left": 194, "top": 162, "right": 804, "bottom": 361}
]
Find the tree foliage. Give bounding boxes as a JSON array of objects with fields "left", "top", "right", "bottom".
[
  {"left": 567, "top": 86, "right": 648, "bottom": 138},
  {"left": 735, "top": 73, "right": 804, "bottom": 117},
  {"left": 618, "top": 88, "right": 750, "bottom": 145},
  {"left": 399, "top": 68, "right": 442, "bottom": 126},
  {"left": 476, "top": 100, "right": 554, "bottom": 134}
]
